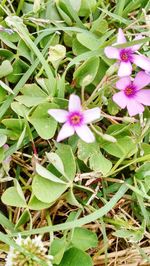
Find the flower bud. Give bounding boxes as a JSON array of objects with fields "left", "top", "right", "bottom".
[{"left": 48, "top": 44, "right": 66, "bottom": 68}]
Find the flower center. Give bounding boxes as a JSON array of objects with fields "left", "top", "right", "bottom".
[
  {"left": 124, "top": 84, "right": 136, "bottom": 97},
  {"left": 68, "top": 112, "right": 83, "bottom": 126},
  {"left": 120, "top": 49, "right": 133, "bottom": 62}
]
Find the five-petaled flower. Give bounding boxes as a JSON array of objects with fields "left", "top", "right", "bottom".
[
  {"left": 113, "top": 71, "right": 150, "bottom": 116},
  {"left": 48, "top": 94, "right": 100, "bottom": 143},
  {"left": 104, "top": 28, "right": 150, "bottom": 77}
]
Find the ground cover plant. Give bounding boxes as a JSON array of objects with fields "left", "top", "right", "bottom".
[{"left": 0, "top": 0, "right": 150, "bottom": 265}]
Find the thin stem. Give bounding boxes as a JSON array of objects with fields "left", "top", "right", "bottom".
[{"left": 84, "top": 75, "right": 108, "bottom": 107}]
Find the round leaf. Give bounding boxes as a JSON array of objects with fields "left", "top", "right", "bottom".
[
  {"left": 46, "top": 152, "right": 65, "bottom": 176},
  {"left": 56, "top": 143, "right": 76, "bottom": 181},
  {"left": 102, "top": 136, "right": 137, "bottom": 158},
  {"left": 59, "top": 247, "right": 92, "bottom": 266},
  {"left": 36, "top": 163, "right": 66, "bottom": 184},
  {"left": 32, "top": 175, "right": 68, "bottom": 203},
  {"left": 73, "top": 56, "right": 99, "bottom": 86},
  {"left": 89, "top": 152, "right": 112, "bottom": 175},
  {"left": 29, "top": 103, "right": 58, "bottom": 139},
  {"left": 1, "top": 187, "right": 27, "bottom": 207},
  {"left": 28, "top": 194, "right": 52, "bottom": 210},
  {"left": 71, "top": 227, "right": 98, "bottom": 251}
]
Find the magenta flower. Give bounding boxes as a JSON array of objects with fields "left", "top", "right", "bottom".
[
  {"left": 104, "top": 28, "right": 150, "bottom": 77},
  {"left": 113, "top": 71, "right": 150, "bottom": 116},
  {"left": 48, "top": 94, "right": 100, "bottom": 143}
]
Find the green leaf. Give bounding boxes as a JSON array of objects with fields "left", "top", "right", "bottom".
[
  {"left": 58, "top": 0, "right": 85, "bottom": 29},
  {"left": 0, "top": 211, "right": 15, "bottom": 233},
  {"left": 1, "top": 187, "right": 27, "bottom": 208},
  {"left": 77, "top": 32, "right": 101, "bottom": 50},
  {"left": 59, "top": 247, "right": 92, "bottom": 266},
  {"left": 29, "top": 103, "right": 58, "bottom": 139},
  {"left": 7, "top": 59, "right": 29, "bottom": 83},
  {"left": 69, "top": 0, "right": 81, "bottom": 11},
  {"left": 102, "top": 136, "right": 137, "bottom": 158},
  {"left": 35, "top": 163, "right": 66, "bottom": 184},
  {"left": 141, "top": 143, "right": 150, "bottom": 156},
  {"left": 0, "top": 48, "right": 14, "bottom": 60},
  {"left": 0, "top": 31, "right": 18, "bottom": 49},
  {"left": 16, "top": 84, "right": 48, "bottom": 107},
  {"left": 78, "top": 0, "right": 96, "bottom": 16},
  {"left": 89, "top": 152, "right": 112, "bottom": 175},
  {"left": 32, "top": 174, "right": 68, "bottom": 203},
  {"left": 1, "top": 119, "right": 25, "bottom": 140},
  {"left": 0, "top": 87, "right": 7, "bottom": 102},
  {"left": 15, "top": 210, "right": 30, "bottom": 229},
  {"left": 77, "top": 140, "right": 99, "bottom": 163},
  {"left": 46, "top": 152, "right": 65, "bottom": 176},
  {"left": 14, "top": 179, "right": 26, "bottom": 202},
  {"left": 106, "top": 123, "right": 130, "bottom": 137},
  {"left": 0, "top": 147, "right": 4, "bottom": 163},
  {"left": 73, "top": 56, "right": 99, "bottom": 86},
  {"left": 0, "top": 80, "right": 14, "bottom": 94},
  {"left": 51, "top": 238, "right": 67, "bottom": 265},
  {"left": 72, "top": 37, "right": 89, "bottom": 56},
  {"left": 56, "top": 144, "right": 76, "bottom": 181},
  {"left": 11, "top": 102, "right": 29, "bottom": 117},
  {"left": 91, "top": 18, "right": 108, "bottom": 34},
  {"left": 17, "top": 39, "right": 32, "bottom": 62},
  {"left": 113, "top": 228, "right": 144, "bottom": 243},
  {"left": 114, "top": 0, "right": 126, "bottom": 16},
  {"left": 135, "top": 162, "right": 150, "bottom": 180},
  {"left": 16, "top": 126, "right": 26, "bottom": 149},
  {"left": 11, "top": 181, "right": 129, "bottom": 235},
  {"left": 107, "top": 99, "right": 119, "bottom": 115},
  {"left": 71, "top": 227, "right": 98, "bottom": 251},
  {"left": 0, "top": 29, "right": 53, "bottom": 120},
  {"left": 0, "top": 60, "right": 13, "bottom": 78},
  {"left": 0, "top": 134, "right": 7, "bottom": 147},
  {"left": 28, "top": 194, "right": 52, "bottom": 210},
  {"left": 6, "top": 16, "right": 55, "bottom": 92},
  {"left": 66, "top": 188, "right": 82, "bottom": 208},
  {"left": 56, "top": 3, "right": 73, "bottom": 25}
]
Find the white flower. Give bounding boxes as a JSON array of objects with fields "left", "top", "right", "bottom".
[{"left": 5, "top": 235, "right": 53, "bottom": 266}]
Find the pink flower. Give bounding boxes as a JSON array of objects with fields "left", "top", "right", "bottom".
[
  {"left": 113, "top": 71, "right": 150, "bottom": 116},
  {"left": 104, "top": 28, "right": 150, "bottom": 77},
  {"left": 48, "top": 94, "right": 100, "bottom": 143}
]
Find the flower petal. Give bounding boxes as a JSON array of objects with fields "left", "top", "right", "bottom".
[
  {"left": 48, "top": 109, "right": 68, "bottom": 123},
  {"left": 127, "top": 100, "right": 144, "bottom": 116},
  {"left": 68, "top": 94, "right": 82, "bottom": 112},
  {"left": 131, "top": 34, "right": 143, "bottom": 51},
  {"left": 57, "top": 123, "right": 75, "bottom": 142},
  {"left": 116, "top": 77, "right": 131, "bottom": 90},
  {"left": 113, "top": 91, "right": 128, "bottom": 108},
  {"left": 75, "top": 125, "right": 95, "bottom": 143},
  {"left": 83, "top": 107, "right": 100, "bottom": 124},
  {"left": 133, "top": 71, "right": 150, "bottom": 90},
  {"left": 104, "top": 46, "right": 120, "bottom": 59},
  {"left": 117, "top": 28, "right": 127, "bottom": 44},
  {"left": 136, "top": 90, "right": 150, "bottom": 106},
  {"left": 132, "top": 54, "right": 150, "bottom": 72},
  {"left": 118, "top": 61, "right": 132, "bottom": 77}
]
